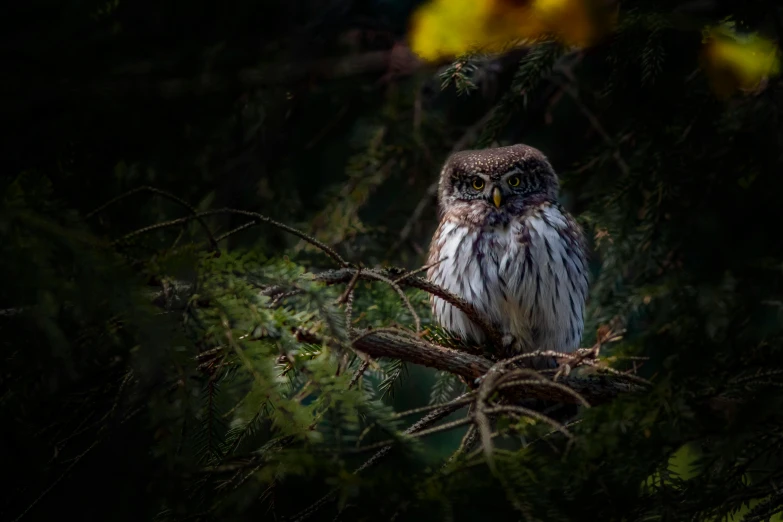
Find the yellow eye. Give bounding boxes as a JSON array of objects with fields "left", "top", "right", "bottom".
[
  {"left": 508, "top": 175, "right": 521, "bottom": 187},
  {"left": 471, "top": 178, "right": 485, "bottom": 190}
]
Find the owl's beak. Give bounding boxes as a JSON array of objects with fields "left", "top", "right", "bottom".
[{"left": 492, "top": 187, "right": 502, "bottom": 208}]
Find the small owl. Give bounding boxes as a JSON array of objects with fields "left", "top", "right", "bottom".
[{"left": 426, "top": 144, "right": 588, "bottom": 359}]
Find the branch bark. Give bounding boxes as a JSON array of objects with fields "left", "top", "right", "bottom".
[{"left": 349, "top": 329, "right": 639, "bottom": 406}]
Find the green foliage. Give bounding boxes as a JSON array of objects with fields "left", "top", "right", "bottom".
[
  {"left": 439, "top": 57, "right": 481, "bottom": 96},
  {"left": 429, "top": 371, "right": 465, "bottom": 405}
]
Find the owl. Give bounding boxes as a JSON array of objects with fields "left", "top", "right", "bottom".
[{"left": 426, "top": 144, "right": 588, "bottom": 360}]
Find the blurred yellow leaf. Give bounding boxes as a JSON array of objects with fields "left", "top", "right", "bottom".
[
  {"left": 531, "top": 0, "right": 617, "bottom": 48},
  {"left": 408, "top": 0, "right": 529, "bottom": 61},
  {"left": 408, "top": 0, "right": 616, "bottom": 62},
  {"left": 701, "top": 24, "right": 781, "bottom": 98}
]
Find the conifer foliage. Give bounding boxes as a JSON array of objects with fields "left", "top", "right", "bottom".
[{"left": 3, "top": 1, "right": 783, "bottom": 521}]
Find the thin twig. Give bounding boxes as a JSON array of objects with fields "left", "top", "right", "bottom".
[
  {"left": 474, "top": 364, "right": 504, "bottom": 474},
  {"left": 115, "top": 208, "right": 350, "bottom": 267},
  {"left": 355, "top": 394, "right": 475, "bottom": 447},
  {"left": 336, "top": 267, "right": 362, "bottom": 305},
  {"left": 11, "top": 441, "right": 99, "bottom": 522},
  {"left": 348, "top": 360, "right": 370, "bottom": 390},
  {"left": 86, "top": 186, "right": 219, "bottom": 251},
  {"left": 575, "top": 357, "right": 652, "bottom": 386},
  {"left": 269, "top": 290, "right": 305, "bottom": 308},
  {"left": 344, "top": 291, "right": 355, "bottom": 333},
  {"left": 485, "top": 405, "right": 573, "bottom": 440},
  {"left": 202, "top": 208, "right": 351, "bottom": 267},
  {"left": 315, "top": 268, "right": 501, "bottom": 346},
  {"left": 360, "top": 270, "right": 421, "bottom": 334},
  {"left": 214, "top": 220, "right": 258, "bottom": 243},
  {"left": 347, "top": 416, "right": 474, "bottom": 454},
  {"left": 305, "top": 104, "right": 350, "bottom": 150},
  {"left": 388, "top": 396, "right": 475, "bottom": 420},
  {"left": 550, "top": 76, "right": 630, "bottom": 176},
  {"left": 392, "top": 258, "right": 447, "bottom": 284},
  {"left": 349, "top": 326, "right": 417, "bottom": 348},
  {"left": 452, "top": 424, "right": 478, "bottom": 461}
]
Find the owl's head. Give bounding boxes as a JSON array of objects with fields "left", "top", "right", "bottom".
[{"left": 437, "top": 144, "right": 559, "bottom": 216}]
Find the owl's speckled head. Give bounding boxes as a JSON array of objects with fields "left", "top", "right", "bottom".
[
  {"left": 439, "top": 144, "right": 559, "bottom": 215},
  {"left": 438, "top": 144, "right": 559, "bottom": 217}
]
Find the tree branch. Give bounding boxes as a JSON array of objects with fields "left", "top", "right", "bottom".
[
  {"left": 349, "top": 329, "right": 639, "bottom": 406},
  {"left": 314, "top": 268, "right": 503, "bottom": 346}
]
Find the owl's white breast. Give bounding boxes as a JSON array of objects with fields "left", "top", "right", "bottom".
[{"left": 427, "top": 204, "right": 587, "bottom": 354}]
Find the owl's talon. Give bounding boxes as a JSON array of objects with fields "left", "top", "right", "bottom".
[{"left": 553, "top": 362, "right": 572, "bottom": 381}]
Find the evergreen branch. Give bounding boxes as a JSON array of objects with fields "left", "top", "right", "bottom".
[
  {"left": 315, "top": 268, "right": 502, "bottom": 346},
  {"left": 742, "top": 490, "right": 783, "bottom": 522},
  {"left": 377, "top": 356, "right": 408, "bottom": 399},
  {"left": 439, "top": 57, "right": 479, "bottom": 95},
  {"left": 145, "top": 276, "right": 638, "bottom": 407},
  {"left": 729, "top": 368, "right": 783, "bottom": 386},
  {"left": 347, "top": 416, "right": 474, "bottom": 454},
  {"left": 430, "top": 370, "right": 464, "bottom": 405},
  {"left": 85, "top": 185, "right": 219, "bottom": 252},
  {"left": 359, "top": 270, "right": 421, "bottom": 333},
  {"left": 476, "top": 41, "right": 565, "bottom": 148},
  {"left": 287, "top": 399, "right": 467, "bottom": 522},
  {"left": 549, "top": 76, "right": 630, "bottom": 176}
]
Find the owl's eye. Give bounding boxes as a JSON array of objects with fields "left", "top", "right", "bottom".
[
  {"left": 471, "top": 178, "right": 485, "bottom": 190},
  {"left": 508, "top": 175, "right": 521, "bottom": 187}
]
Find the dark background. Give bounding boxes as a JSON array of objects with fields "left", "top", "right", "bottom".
[{"left": 4, "top": 1, "right": 783, "bottom": 521}]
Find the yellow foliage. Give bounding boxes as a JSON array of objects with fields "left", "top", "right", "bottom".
[
  {"left": 701, "top": 25, "right": 781, "bottom": 98},
  {"left": 408, "top": 0, "right": 617, "bottom": 62},
  {"left": 532, "top": 0, "right": 616, "bottom": 48}
]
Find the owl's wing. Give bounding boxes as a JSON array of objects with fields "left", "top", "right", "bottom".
[
  {"left": 516, "top": 202, "right": 589, "bottom": 353},
  {"left": 557, "top": 204, "right": 590, "bottom": 301}
]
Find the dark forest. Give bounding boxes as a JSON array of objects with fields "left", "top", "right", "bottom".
[{"left": 3, "top": 1, "right": 783, "bottom": 521}]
